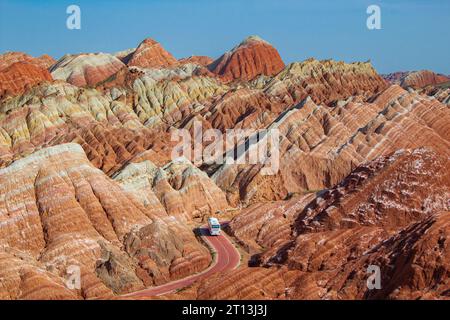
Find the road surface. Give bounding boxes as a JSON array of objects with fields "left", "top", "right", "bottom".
[{"left": 124, "top": 223, "right": 240, "bottom": 298}]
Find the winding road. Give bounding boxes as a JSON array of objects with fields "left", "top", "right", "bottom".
[{"left": 124, "top": 223, "right": 241, "bottom": 298}]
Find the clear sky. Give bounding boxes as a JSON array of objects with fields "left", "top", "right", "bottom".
[{"left": 0, "top": 0, "right": 449, "bottom": 74}]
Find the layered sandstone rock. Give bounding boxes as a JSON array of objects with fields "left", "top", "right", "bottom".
[
  {"left": 419, "top": 82, "right": 450, "bottom": 105},
  {"left": 226, "top": 147, "right": 450, "bottom": 264},
  {"left": 127, "top": 38, "right": 178, "bottom": 69},
  {"left": 50, "top": 53, "right": 125, "bottom": 87},
  {"left": 113, "top": 157, "right": 229, "bottom": 220},
  {"left": 383, "top": 70, "right": 449, "bottom": 88},
  {"left": 401, "top": 70, "right": 449, "bottom": 88},
  {"left": 292, "top": 148, "right": 450, "bottom": 235},
  {"left": 179, "top": 56, "right": 214, "bottom": 67},
  {"left": 0, "top": 81, "right": 173, "bottom": 172},
  {"left": 264, "top": 58, "right": 388, "bottom": 105},
  {"left": 2, "top": 37, "right": 449, "bottom": 301},
  {"left": 0, "top": 52, "right": 55, "bottom": 71},
  {"left": 283, "top": 212, "right": 449, "bottom": 299},
  {"left": 0, "top": 144, "right": 212, "bottom": 299},
  {"left": 185, "top": 148, "right": 449, "bottom": 300},
  {"left": 213, "top": 85, "right": 450, "bottom": 205},
  {"left": 0, "top": 53, "right": 388, "bottom": 173},
  {"left": 0, "top": 62, "right": 52, "bottom": 99},
  {"left": 163, "top": 267, "right": 299, "bottom": 300},
  {"left": 208, "top": 36, "right": 285, "bottom": 82},
  {"left": 114, "top": 48, "right": 136, "bottom": 64},
  {"left": 225, "top": 194, "right": 316, "bottom": 253}
]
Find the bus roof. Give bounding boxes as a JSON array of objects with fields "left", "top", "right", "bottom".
[{"left": 208, "top": 217, "right": 219, "bottom": 224}]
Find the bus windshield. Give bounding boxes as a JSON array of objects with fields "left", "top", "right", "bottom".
[{"left": 211, "top": 224, "right": 220, "bottom": 229}]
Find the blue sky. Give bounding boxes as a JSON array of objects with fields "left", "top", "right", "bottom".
[{"left": 0, "top": 0, "right": 449, "bottom": 74}]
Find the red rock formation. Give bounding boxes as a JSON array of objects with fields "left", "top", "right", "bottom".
[
  {"left": 113, "top": 157, "right": 230, "bottom": 221},
  {"left": 224, "top": 147, "right": 450, "bottom": 265},
  {"left": 419, "top": 83, "right": 450, "bottom": 105},
  {"left": 208, "top": 35, "right": 285, "bottom": 82},
  {"left": 284, "top": 212, "right": 450, "bottom": 299},
  {"left": 0, "top": 52, "right": 55, "bottom": 71},
  {"left": 383, "top": 70, "right": 450, "bottom": 88},
  {"left": 0, "top": 61, "right": 52, "bottom": 99},
  {"left": 0, "top": 81, "right": 175, "bottom": 172},
  {"left": 225, "top": 194, "right": 316, "bottom": 254},
  {"left": 127, "top": 38, "right": 178, "bottom": 69},
  {"left": 213, "top": 85, "right": 450, "bottom": 205},
  {"left": 0, "top": 144, "right": 212, "bottom": 299},
  {"left": 264, "top": 148, "right": 449, "bottom": 299},
  {"left": 265, "top": 58, "right": 388, "bottom": 105},
  {"left": 178, "top": 148, "right": 449, "bottom": 300},
  {"left": 382, "top": 71, "right": 409, "bottom": 84},
  {"left": 1, "top": 37, "right": 449, "bottom": 301},
  {"left": 50, "top": 53, "right": 125, "bottom": 87},
  {"left": 162, "top": 267, "right": 299, "bottom": 300},
  {"left": 291, "top": 148, "right": 450, "bottom": 235},
  {"left": 179, "top": 56, "right": 214, "bottom": 67},
  {"left": 401, "top": 70, "right": 449, "bottom": 88},
  {"left": 114, "top": 48, "right": 136, "bottom": 64}
]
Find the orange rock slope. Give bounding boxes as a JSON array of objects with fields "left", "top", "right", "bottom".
[
  {"left": 212, "top": 85, "right": 450, "bottom": 206},
  {"left": 383, "top": 70, "right": 450, "bottom": 88},
  {"left": 127, "top": 38, "right": 179, "bottom": 69},
  {"left": 0, "top": 62, "right": 52, "bottom": 98},
  {"left": 0, "top": 35, "right": 449, "bottom": 300},
  {"left": 208, "top": 35, "right": 285, "bottom": 82},
  {"left": 0, "top": 143, "right": 216, "bottom": 299},
  {"left": 183, "top": 148, "right": 450, "bottom": 300},
  {"left": 0, "top": 51, "right": 55, "bottom": 71},
  {"left": 50, "top": 53, "right": 126, "bottom": 87}
]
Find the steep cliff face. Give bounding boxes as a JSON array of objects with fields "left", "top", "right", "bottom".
[{"left": 208, "top": 36, "right": 285, "bottom": 82}]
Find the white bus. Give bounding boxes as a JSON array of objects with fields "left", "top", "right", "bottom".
[{"left": 207, "top": 217, "right": 221, "bottom": 236}]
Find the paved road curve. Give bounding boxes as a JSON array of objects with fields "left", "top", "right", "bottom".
[{"left": 124, "top": 223, "right": 240, "bottom": 298}]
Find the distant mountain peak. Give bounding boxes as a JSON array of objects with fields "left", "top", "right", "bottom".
[
  {"left": 208, "top": 35, "right": 284, "bottom": 82},
  {"left": 127, "top": 37, "right": 178, "bottom": 69}
]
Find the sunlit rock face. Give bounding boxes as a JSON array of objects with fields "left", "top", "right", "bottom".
[
  {"left": 383, "top": 70, "right": 450, "bottom": 89},
  {"left": 0, "top": 144, "right": 211, "bottom": 299},
  {"left": 179, "top": 56, "right": 214, "bottom": 67},
  {"left": 50, "top": 53, "right": 126, "bottom": 87},
  {"left": 185, "top": 148, "right": 449, "bottom": 300},
  {"left": 113, "top": 157, "right": 230, "bottom": 221},
  {"left": 1, "top": 35, "right": 449, "bottom": 300},
  {"left": 0, "top": 52, "right": 55, "bottom": 71},
  {"left": 0, "top": 51, "right": 388, "bottom": 176},
  {"left": 127, "top": 38, "right": 178, "bottom": 69},
  {"left": 212, "top": 85, "right": 450, "bottom": 206},
  {"left": 208, "top": 36, "right": 285, "bottom": 82},
  {"left": 0, "top": 62, "right": 52, "bottom": 99}
]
